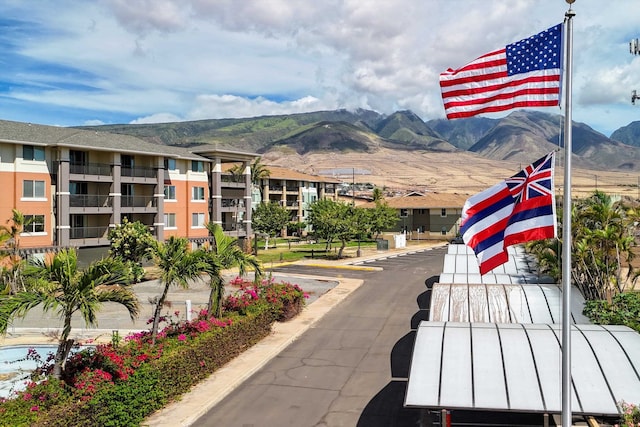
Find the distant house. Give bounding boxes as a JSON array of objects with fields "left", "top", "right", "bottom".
[{"left": 360, "top": 192, "right": 468, "bottom": 240}]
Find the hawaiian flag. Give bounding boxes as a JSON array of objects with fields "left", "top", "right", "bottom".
[
  {"left": 440, "top": 24, "right": 562, "bottom": 119},
  {"left": 460, "top": 152, "right": 557, "bottom": 274}
]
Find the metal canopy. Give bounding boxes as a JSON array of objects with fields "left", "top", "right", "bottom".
[
  {"left": 441, "top": 244, "right": 550, "bottom": 284},
  {"left": 429, "top": 283, "right": 590, "bottom": 324},
  {"left": 405, "top": 321, "right": 640, "bottom": 416}
]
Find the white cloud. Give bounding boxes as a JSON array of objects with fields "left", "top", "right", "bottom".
[{"left": 2, "top": 0, "right": 640, "bottom": 135}]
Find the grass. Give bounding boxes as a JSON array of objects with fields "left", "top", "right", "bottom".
[{"left": 254, "top": 239, "right": 378, "bottom": 264}]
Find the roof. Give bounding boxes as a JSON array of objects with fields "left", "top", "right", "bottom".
[
  {"left": 0, "top": 119, "right": 211, "bottom": 161},
  {"left": 405, "top": 321, "right": 640, "bottom": 416},
  {"left": 264, "top": 165, "right": 341, "bottom": 183},
  {"left": 429, "top": 283, "right": 590, "bottom": 324},
  {"left": 360, "top": 192, "right": 468, "bottom": 209}
]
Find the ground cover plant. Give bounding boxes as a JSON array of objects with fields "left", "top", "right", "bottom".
[{"left": 0, "top": 277, "right": 307, "bottom": 427}]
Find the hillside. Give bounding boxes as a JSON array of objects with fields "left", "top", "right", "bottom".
[{"left": 76, "top": 108, "right": 640, "bottom": 197}]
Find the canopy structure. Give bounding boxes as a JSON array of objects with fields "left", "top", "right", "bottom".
[
  {"left": 429, "top": 283, "right": 589, "bottom": 324},
  {"left": 404, "top": 244, "right": 640, "bottom": 418},
  {"left": 405, "top": 322, "right": 640, "bottom": 416}
]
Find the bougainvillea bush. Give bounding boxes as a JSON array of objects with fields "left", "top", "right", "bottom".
[{"left": 0, "top": 278, "right": 307, "bottom": 427}]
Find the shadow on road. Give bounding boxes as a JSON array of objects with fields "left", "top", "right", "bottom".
[{"left": 357, "top": 275, "right": 439, "bottom": 426}]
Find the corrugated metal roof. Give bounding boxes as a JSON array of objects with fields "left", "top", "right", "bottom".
[
  {"left": 405, "top": 322, "right": 640, "bottom": 416},
  {"left": 429, "top": 283, "right": 590, "bottom": 324}
]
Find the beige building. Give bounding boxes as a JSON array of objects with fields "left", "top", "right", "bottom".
[{"left": 361, "top": 192, "right": 468, "bottom": 240}]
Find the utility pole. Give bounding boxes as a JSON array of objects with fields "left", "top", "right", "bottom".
[{"left": 631, "top": 38, "right": 639, "bottom": 104}]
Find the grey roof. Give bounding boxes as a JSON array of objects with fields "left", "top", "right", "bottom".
[
  {"left": 429, "top": 283, "right": 590, "bottom": 324},
  {"left": 405, "top": 321, "right": 640, "bottom": 416},
  {"left": 441, "top": 244, "right": 550, "bottom": 284},
  {"left": 0, "top": 119, "right": 209, "bottom": 161}
]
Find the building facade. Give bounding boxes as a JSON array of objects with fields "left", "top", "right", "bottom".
[{"left": 0, "top": 120, "right": 257, "bottom": 251}]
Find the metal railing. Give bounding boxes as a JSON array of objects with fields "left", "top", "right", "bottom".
[
  {"left": 70, "top": 226, "right": 109, "bottom": 239},
  {"left": 70, "top": 162, "right": 112, "bottom": 176},
  {"left": 121, "top": 195, "right": 158, "bottom": 208},
  {"left": 221, "top": 198, "right": 245, "bottom": 208},
  {"left": 121, "top": 166, "right": 157, "bottom": 178},
  {"left": 69, "top": 194, "right": 112, "bottom": 207}
]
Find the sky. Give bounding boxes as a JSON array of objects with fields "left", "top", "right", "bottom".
[{"left": 1, "top": 0, "right": 640, "bottom": 137}]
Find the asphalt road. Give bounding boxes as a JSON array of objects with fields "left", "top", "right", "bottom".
[{"left": 194, "top": 248, "right": 443, "bottom": 427}]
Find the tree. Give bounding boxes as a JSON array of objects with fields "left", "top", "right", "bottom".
[
  {"left": 372, "top": 187, "right": 384, "bottom": 202},
  {"left": 0, "top": 249, "right": 139, "bottom": 378},
  {"left": 147, "top": 236, "right": 209, "bottom": 344},
  {"left": 527, "top": 191, "right": 638, "bottom": 301},
  {"left": 307, "top": 199, "right": 355, "bottom": 258},
  {"left": 204, "top": 222, "right": 262, "bottom": 317},
  {"left": 252, "top": 201, "right": 291, "bottom": 248},
  {"left": 108, "top": 218, "right": 155, "bottom": 282},
  {"left": 368, "top": 201, "right": 398, "bottom": 239}
]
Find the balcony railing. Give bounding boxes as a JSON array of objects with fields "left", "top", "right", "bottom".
[
  {"left": 121, "top": 196, "right": 158, "bottom": 208},
  {"left": 121, "top": 166, "right": 157, "bottom": 178},
  {"left": 70, "top": 194, "right": 112, "bottom": 208},
  {"left": 221, "top": 198, "right": 245, "bottom": 208},
  {"left": 269, "top": 185, "right": 283, "bottom": 191},
  {"left": 70, "top": 226, "right": 109, "bottom": 239},
  {"left": 70, "top": 162, "right": 112, "bottom": 176},
  {"left": 285, "top": 200, "right": 299, "bottom": 207}
]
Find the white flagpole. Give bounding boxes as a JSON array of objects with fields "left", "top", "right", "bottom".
[{"left": 562, "top": 2, "right": 575, "bottom": 426}]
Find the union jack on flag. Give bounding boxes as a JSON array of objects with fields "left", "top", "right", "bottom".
[{"left": 460, "top": 152, "right": 557, "bottom": 274}]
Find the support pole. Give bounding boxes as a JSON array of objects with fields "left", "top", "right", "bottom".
[{"left": 562, "top": 4, "right": 575, "bottom": 427}]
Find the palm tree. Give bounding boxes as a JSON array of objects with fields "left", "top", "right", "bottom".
[
  {"left": 147, "top": 236, "right": 209, "bottom": 344},
  {"left": 0, "top": 249, "right": 139, "bottom": 378},
  {"left": 0, "top": 209, "right": 33, "bottom": 294},
  {"left": 204, "top": 222, "right": 262, "bottom": 317}
]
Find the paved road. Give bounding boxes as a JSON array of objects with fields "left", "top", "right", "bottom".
[{"left": 194, "top": 248, "right": 443, "bottom": 427}]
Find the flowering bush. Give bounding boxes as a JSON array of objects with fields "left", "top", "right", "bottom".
[
  {"left": 223, "top": 276, "right": 308, "bottom": 320},
  {"left": 0, "top": 278, "right": 308, "bottom": 426},
  {"left": 617, "top": 401, "right": 640, "bottom": 426}
]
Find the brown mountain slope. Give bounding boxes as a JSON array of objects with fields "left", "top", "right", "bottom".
[{"left": 260, "top": 147, "right": 640, "bottom": 199}]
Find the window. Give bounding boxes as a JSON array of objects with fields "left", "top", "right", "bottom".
[
  {"left": 23, "top": 180, "right": 45, "bottom": 198},
  {"left": 69, "top": 150, "right": 86, "bottom": 165},
  {"left": 191, "top": 213, "right": 205, "bottom": 227},
  {"left": 122, "top": 155, "right": 134, "bottom": 169},
  {"left": 164, "top": 158, "right": 176, "bottom": 170},
  {"left": 441, "top": 208, "right": 447, "bottom": 217},
  {"left": 400, "top": 209, "right": 408, "bottom": 217},
  {"left": 164, "top": 185, "right": 176, "bottom": 200},
  {"left": 23, "top": 145, "right": 45, "bottom": 161},
  {"left": 192, "top": 186, "right": 205, "bottom": 201},
  {"left": 24, "top": 215, "right": 45, "bottom": 233},
  {"left": 164, "top": 213, "right": 176, "bottom": 228},
  {"left": 191, "top": 160, "right": 205, "bottom": 172},
  {"left": 70, "top": 182, "right": 87, "bottom": 195}
]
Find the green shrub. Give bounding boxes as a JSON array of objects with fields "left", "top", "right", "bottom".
[{"left": 583, "top": 292, "right": 640, "bottom": 332}]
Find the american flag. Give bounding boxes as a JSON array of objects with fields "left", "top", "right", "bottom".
[
  {"left": 460, "top": 152, "right": 556, "bottom": 274},
  {"left": 440, "top": 24, "right": 562, "bottom": 120}
]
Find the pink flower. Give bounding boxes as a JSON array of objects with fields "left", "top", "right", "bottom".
[
  {"left": 178, "top": 334, "right": 187, "bottom": 341},
  {"left": 30, "top": 406, "right": 39, "bottom": 412}
]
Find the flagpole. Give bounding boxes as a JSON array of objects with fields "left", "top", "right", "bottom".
[{"left": 561, "top": 2, "right": 575, "bottom": 426}]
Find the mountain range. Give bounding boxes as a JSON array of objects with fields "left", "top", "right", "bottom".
[{"left": 78, "top": 109, "right": 640, "bottom": 173}]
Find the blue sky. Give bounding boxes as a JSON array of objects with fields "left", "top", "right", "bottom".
[{"left": 1, "top": 0, "right": 640, "bottom": 136}]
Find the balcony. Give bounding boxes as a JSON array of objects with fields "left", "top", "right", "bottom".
[
  {"left": 69, "top": 226, "right": 110, "bottom": 247},
  {"left": 121, "top": 166, "right": 158, "bottom": 184},
  {"left": 69, "top": 162, "right": 112, "bottom": 181},
  {"left": 285, "top": 200, "right": 299, "bottom": 208},
  {"left": 268, "top": 185, "right": 283, "bottom": 192},
  {"left": 121, "top": 166, "right": 156, "bottom": 178},
  {"left": 220, "top": 175, "right": 245, "bottom": 188},
  {"left": 121, "top": 195, "right": 158, "bottom": 209},
  {"left": 221, "top": 198, "right": 245, "bottom": 208},
  {"left": 285, "top": 186, "right": 298, "bottom": 193},
  {"left": 70, "top": 194, "right": 112, "bottom": 208}
]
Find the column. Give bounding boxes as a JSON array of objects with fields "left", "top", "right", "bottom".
[
  {"left": 110, "top": 153, "right": 121, "bottom": 227},
  {"left": 154, "top": 156, "right": 165, "bottom": 242},
  {"left": 56, "top": 148, "right": 70, "bottom": 246},
  {"left": 210, "top": 158, "right": 222, "bottom": 225}
]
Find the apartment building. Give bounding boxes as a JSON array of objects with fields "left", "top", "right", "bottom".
[
  {"left": 257, "top": 166, "right": 340, "bottom": 227},
  {"left": 0, "top": 120, "right": 257, "bottom": 251}
]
